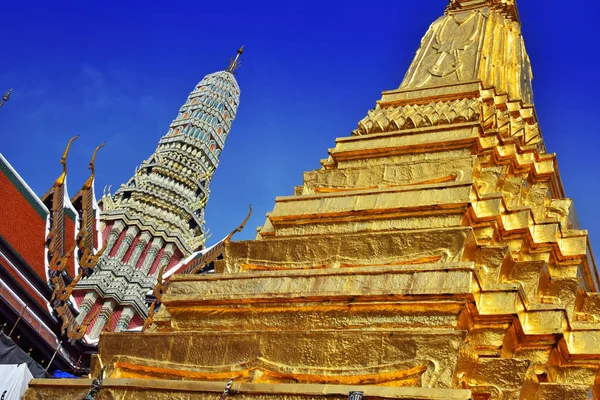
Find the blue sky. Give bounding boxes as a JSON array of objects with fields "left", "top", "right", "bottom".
[{"left": 1, "top": 0, "right": 600, "bottom": 250}]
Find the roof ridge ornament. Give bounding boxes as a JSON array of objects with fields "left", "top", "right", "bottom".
[
  {"left": 0, "top": 88, "right": 12, "bottom": 108},
  {"left": 89, "top": 142, "right": 106, "bottom": 177},
  {"left": 227, "top": 45, "right": 244, "bottom": 74},
  {"left": 55, "top": 135, "right": 80, "bottom": 186}
]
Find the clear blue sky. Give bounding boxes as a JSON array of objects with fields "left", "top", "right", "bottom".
[{"left": 1, "top": 0, "right": 599, "bottom": 250}]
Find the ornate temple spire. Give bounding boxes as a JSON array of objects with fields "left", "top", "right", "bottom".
[
  {"left": 227, "top": 45, "right": 244, "bottom": 74},
  {"left": 74, "top": 52, "right": 243, "bottom": 338},
  {"left": 101, "top": 63, "right": 242, "bottom": 253}
]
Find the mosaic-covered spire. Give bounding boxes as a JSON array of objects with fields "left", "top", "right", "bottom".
[
  {"left": 104, "top": 64, "right": 241, "bottom": 252},
  {"left": 74, "top": 50, "right": 242, "bottom": 339}
]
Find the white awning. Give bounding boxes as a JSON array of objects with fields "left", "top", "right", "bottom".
[{"left": 0, "top": 364, "right": 34, "bottom": 400}]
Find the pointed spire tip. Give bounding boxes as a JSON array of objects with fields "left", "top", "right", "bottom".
[
  {"left": 0, "top": 88, "right": 12, "bottom": 107},
  {"left": 227, "top": 45, "right": 244, "bottom": 74}
]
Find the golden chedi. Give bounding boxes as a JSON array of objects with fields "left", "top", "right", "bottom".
[{"left": 25, "top": 0, "right": 600, "bottom": 399}]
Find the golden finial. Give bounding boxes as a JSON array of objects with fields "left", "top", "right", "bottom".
[
  {"left": 89, "top": 142, "right": 106, "bottom": 175},
  {"left": 61, "top": 136, "right": 80, "bottom": 168},
  {"left": 0, "top": 88, "right": 12, "bottom": 108},
  {"left": 227, "top": 45, "right": 244, "bottom": 74},
  {"left": 55, "top": 135, "right": 80, "bottom": 185},
  {"left": 225, "top": 205, "right": 253, "bottom": 242},
  {"left": 82, "top": 142, "right": 105, "bottom": 190}
]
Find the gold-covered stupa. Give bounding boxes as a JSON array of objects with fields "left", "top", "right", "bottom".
[{"left": 25, "top": 0, "right": 600, "bottom": 399}]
